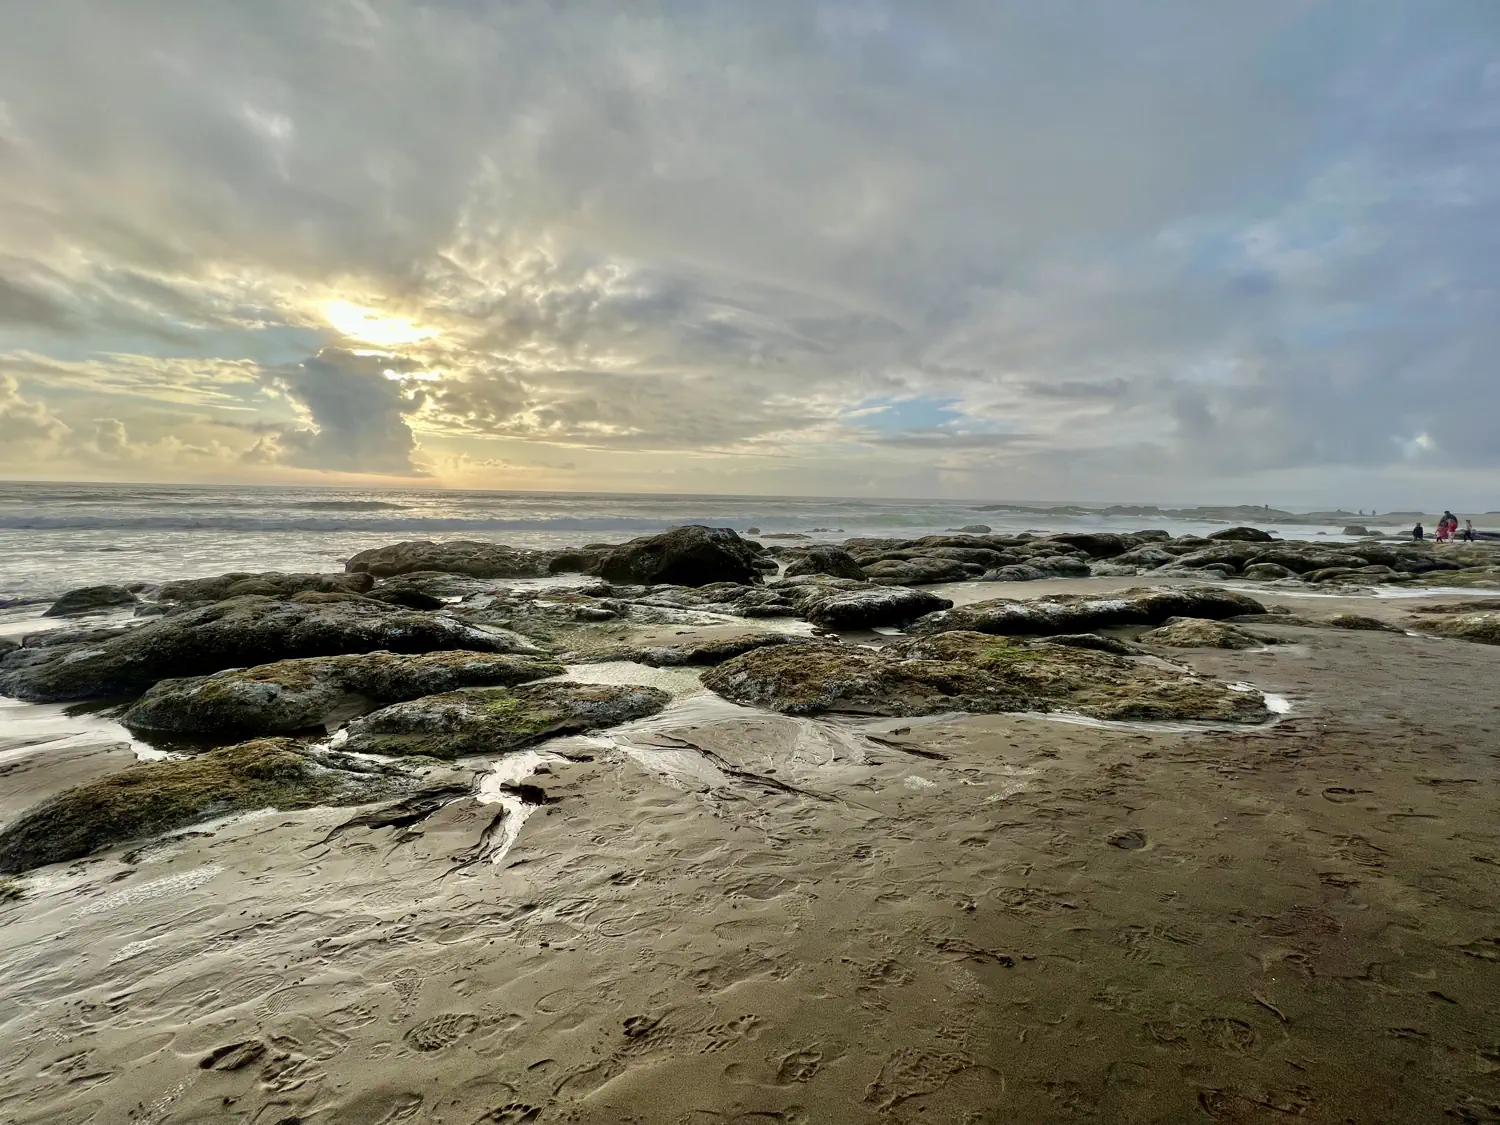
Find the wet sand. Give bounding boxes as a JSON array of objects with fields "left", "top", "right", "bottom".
[{"left": 4, "top": 583, "right": 1500, "bottom": 1123}]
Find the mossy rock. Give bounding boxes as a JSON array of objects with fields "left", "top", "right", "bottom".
[
  {"left": 44, "top": 584, "right": 141, "bottom": 617},
  {"left": 1138, "top": 618, "right": 1264, "bottom": 649},
  {"left": 122, "top": 650, "right": 565, "bottom": 739},
  {"left": 0, "top": 877, "right": 23, "bottom": 902},
  {"left": 702, "top": 631, "right": 1268, "bottom": 723},
  {"left": 1417, "top": 613, "right": 1500, "bottom": 645},
  {"left": 341, "top": 681, "right": 671, "bottom": 758},
  {"left": 0, "top": 595, "right": 543, "bottom": 704},
  {"left": 0, "top": 739, "right": 420, "bottom": 874},
  {"left": 908, "top": 586, "right": 1265, "bottom": 638},
  {"left": 565, "top": 633, "right": 805, "bottom": 668},
  {"left": 1325, "top": 614, "right": 1402, "bottom": 632}
]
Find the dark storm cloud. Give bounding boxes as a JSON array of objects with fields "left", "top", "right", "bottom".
[
  {"left": 258, "top": 349, "right": 425, "bottom": 474},
  {"left": 0, "top": 1, "right": 1495, "bottom": 500}
]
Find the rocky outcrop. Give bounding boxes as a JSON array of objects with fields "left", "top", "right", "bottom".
[
  {"left": 1242, "top": 562, "right": 1296, "bottom": 580},
  {"left": 345, "top": 540, "right": 552, "bottom": 579},
  {"left": 340, "top": 681, "right": 671, "bottom": 758},
  {"left": 0, "top": 595, "right": 541, "bottom": 703},
  {"left": 862, "top": 558, "right": 976, "bottom": 585},
  {"left": 0, "top": 739, "right": 425, "bottom": 874},
  {"left": 1412, "top": 612, "right": 1500, "bottom": 645},
  {"left": 597, "top": 526, "right": 765, "bottom": 587},
  {"left": 1207, "top": 527, "right": 1275, "bottom": 542},
  {"left": 908, "top": 586, "right": 1265, "bottom": 638},
  {"left": 1033, "top": 532, "right": 1135, "bottom": 559},
  {"left": 782, "top": 546, "right": 866, "bottom": 581},
  {"left": 702, "top": 631, "right": 1268, "bottom": 723},
  {"left": 795, "top": 584, "right": 953, "bottom": 630},
  {"left": 121, "top": 651, "right": 565, "bottom": 738},
  {"left": 565, "top": 633, "right": 806, "bottom": 667},
  {"left": 1139, "top": 618, "right": 1264, "bottom": 649},
  {"left": 1326, "top": 614, "right": 1402, "bottom": 632},
  {"left": 158, "top": 572, "right": 375, "bottom": 603},
  {"left": 44, "top": 585, "right": 141, "bottom": 617}
]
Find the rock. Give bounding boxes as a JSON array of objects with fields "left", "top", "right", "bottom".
[
  {"left": 567, "top": 634, "right": 806, "bottom": 667},
  {"left": 1242, "top": 562, "right": 1296, "bottom": 580},
  {"left": 1241, "top": 548, "right": 1368, "bottom": 574},
  {"left": 795, "top": 585, "right": 953, "bottom": 630},
  {"left": 782, "top": 546, "right": 871, "bottom": 581},
  {"left": 158, "top": 572, "right": 375, "bottom": 603},
  {"left": 0, "top": 739, "right": 424, "bottom": 874},
  {"left": 0, "top": 638, "right": 16, "bottom": 658},
  {"left": 858, "top": 546, "right": 1010, "bottom": 568},
  {"left": 1326, "top": 614, "right": 1401, "bottom": 632},
  {"left": 861, "top": 558, "right": 976, "bottom": 585},
  {"left": 957, "top": 524, "right": 992, "bottom": 534},
  {"left": 1113, "top": 546, "right": 1177, "bottom": 568},
  {"left": 341, "top": 681, "right": 671, "bottom": 758},
  {"left": 1139, "top": 618, "right": 1263, "bottom": 649},
  {"left": 1207, "top": 527, "right": 1275, "bottom": 542},
  {"left": 546, "top": 548, "right": 611, "bottom": 575},
  {"left": 44, "top": 585, "right": 140, "bottom": 618},
  {"left": 1412, "top": 612, "right": 1500, "bottom": 645},
  {"left": 1086, "top": 563, "right": 1141, "bottom": 578},
  {"left": 366, "top": 583, "right": 447, "bottom": 610},
  {"left": 121, "top": 651, "right": 565, "bottom": 738},
  {"left": 1028, "top": 555, "right": 1091, "bottom": 577},
  {"left": 1032, "top": 532, "right": 1135, "bottom": 559},
  {"left": 345, "top": 540, "right": 551, "bottom": 579},
  {"left": 0, "top": 595, "right": 541, "bottom": 703},
  {"left": 1046, "top": 633, "right": 1134, "bottom": 655},
  {"left": 1343, "top": 525, "right": 1373, "bottom": 537},
  {"left": 981, "top": 565, "right": 1048, "bottom": 582},
  {"left": 746, "top": 527, "right": 761, "bottom": 535},
  {"left": 908, "top": 586, "right": 1265, "bottom": 638},
  {"left": 597, "top": 525, "right": 765, "bottom": 588},
  {"left": 701, "top": 631, "right": 1268, "bottom": 723}
]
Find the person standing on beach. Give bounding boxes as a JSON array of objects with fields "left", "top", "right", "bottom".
[
  {"left": 1413, "top": 522, "right": 1424, "bottom": 540},
  {"left": 1465, "top": 519, "right": 1476, "bottom": 542}
]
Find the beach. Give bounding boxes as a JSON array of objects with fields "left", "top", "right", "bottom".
[{"left": 3, "top": 508, "right": 1500, "bottom": 1122}]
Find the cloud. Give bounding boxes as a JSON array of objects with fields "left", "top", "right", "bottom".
[
  {"left": 257, "top": 348, "right": 426, "bottom": 474},
  {"left": 0, "top": 1, "right": 1496, "bottom": 503},
  {"left": 0, "top": 372, "right": 70, "bottom": 449}
]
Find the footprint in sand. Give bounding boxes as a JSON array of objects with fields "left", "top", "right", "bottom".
[
  {"left": 473, "top": 1105, "right": 542, "bottom": 1124},
  {"left": 404, "top": 1012, "right": 479, "bottom": 1052},
  {"left": 198, "top": 1040, "right": 266, "bottom": 1071},
  {"left": 1108, "top": 829, "right": 1148, "bottom": 850},
  {"left": 1200, "top": 1016, "right": 1258, "bottom": 1055},
  {"left": 775, "top": 1048, "right": 823, "bottom": 1084}
]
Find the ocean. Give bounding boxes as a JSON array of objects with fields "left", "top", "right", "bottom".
[{"left": 0, "top": 481, "right": 1369, "bottom": 607}]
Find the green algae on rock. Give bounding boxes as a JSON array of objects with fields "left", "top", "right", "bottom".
[
  {"left": 122, "top": 651, "right": 566, "bottom": 739},
  {"left": 157, "top": 571, "right": 375, "bottom": 603},
  {"left": 340, "top": 681, "right": 671, "bottom": 758},
  {"left": 1415, "top": 612, "right": 1500, "bottom": 645},
  {"left": 0, "top": 595, "right": 544, "bottom": 704},
  {"left": 701, "top": 631, "right": 1269, "bottom": 723},
  {"left": 0, "top": 739, "right": 423, "bottom": 874},
  {"left": 1138, "top": 618, "right": 1265, "bottom": 649},
  {"left": 907, "top": 586, "right": 1265, "bottom": 638}
]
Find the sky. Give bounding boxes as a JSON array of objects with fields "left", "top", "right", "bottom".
[{"left": 0, "top": 1, "right": 1497, "bottom": 509}]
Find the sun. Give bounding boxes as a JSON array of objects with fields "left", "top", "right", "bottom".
[{"left": 322, "top": 300, "right": 439, "bottom": 347}]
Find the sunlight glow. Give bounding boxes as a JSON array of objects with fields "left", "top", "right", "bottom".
[{"left": 323, "top": 300, "right": 439, "bottom": 347}]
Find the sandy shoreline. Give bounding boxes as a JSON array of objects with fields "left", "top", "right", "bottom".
[{"left": 3, "top": 578, "right": 1500, "bottom": 1122}]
